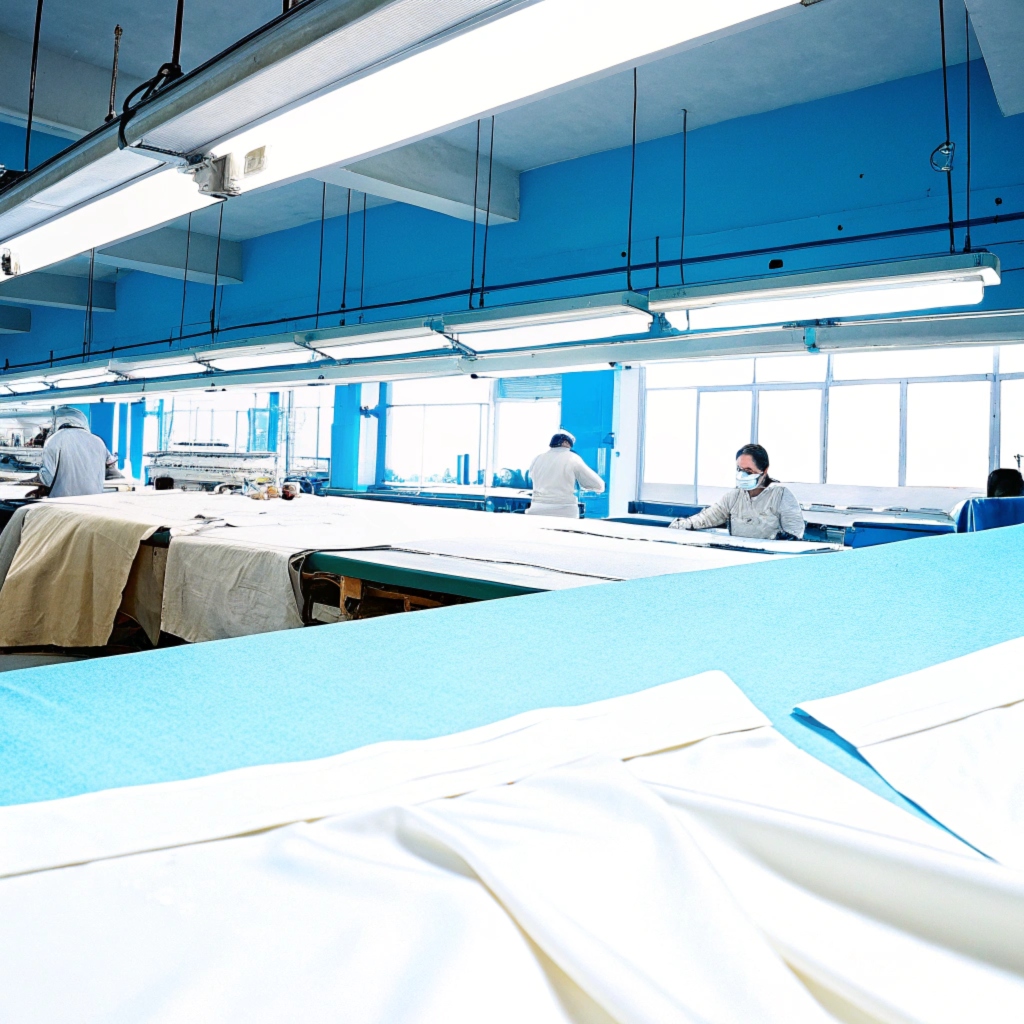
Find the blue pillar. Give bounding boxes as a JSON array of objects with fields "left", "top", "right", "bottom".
[
  {"left": 129, "top": 400, "right": 146, "bottom": 481},
  {"left": 88, "top": 402, "right": 115, "bottom": 450},
  {"left": 117, "top": 403, "right": 128, "bottom": 470},
  {"left": 330, "top": 384, "right": 362, "bottom": 490},
  {"left": 267, "top": 392, "right": 280, "bottom": 453},
  {"left": 560, "top": 370, "right": 616, "bottom": 519}
]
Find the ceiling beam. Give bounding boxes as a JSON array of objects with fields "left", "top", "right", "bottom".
[
  {"left": 965, "top": 0, "right": 1024, "bottom": 116},
  {"left": 95, "top": 227, "right": 243, "bottom": 285},
  {"left": 0, "top": 305, "right": 30, "bottom": 334},
  {"left": 0, "top": 273, "right": 115, "bottom": 311},
  {"left": 317, "top": 137, "right": 519, "bottom": 224},
  {"left": 0, "top": 31, "right": 142, "bottom": 140}
]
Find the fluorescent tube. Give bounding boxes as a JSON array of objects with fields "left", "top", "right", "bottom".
[
  {"left": 445, "top": 294, "right": 652, "bottom": 352},
  {"left": 109, "top": 354, "right": 211, "bottom": 379},
  {"left": 0, "top": 169, "right": 218, "bottom": 281},
  {"left": 1, "top": 377, "right": 52, "bottom": 394},
  {"left": 212, "top": 0, "right": 797, "bottom": 193},
  {"left": 650, "top": 254, "right": 1000, "bottom": 331},
  {"left": 316, "top": 336, "right": 452, "bottom": 361},
  {"left": 197, "top": 343, "right": 324, "bottom": 371},
  {"left": 50, "top": 366, "right": 120, "bottom": 386}
]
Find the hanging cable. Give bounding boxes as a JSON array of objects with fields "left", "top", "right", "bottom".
[
  {"left": 359, "top": 191, "right": 367, "bottom": 322},
  {"left": 24, "top": 0, "right": 45, "bottom": 171},
  {"left": 82, "top": 248, "right": 95, "bottom": 358},
  {"left": 209, "top": 203, "right": 224, "bottom": 338},
  {"left": 340, "top": 187, "right": 352, "bottom": 320},
  {"left": 178, "top": 213, "right": 192, "bottom": 340},
  {"left": 964, "top": 5, "right": 973, "bottom": 252},
  {"left": 468, "top": 120, "right": 482, "bottom": 308},
  {"left": 931, "top": 0, "right": 956, "bottom": 254},
  {"left": 315, "top": 181, "right": 326, "bottom": 328},
  {"left": 679, "top": 108, "right": 688, "bottom": 285},
  {"left": 626, "top": 68, "right": 638, "bottom": 291},
  {"left": 479, "top": 116, "right": 496, "bottom": 308}
]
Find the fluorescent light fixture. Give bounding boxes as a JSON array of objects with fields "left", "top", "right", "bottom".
[
  {"left": 308, "top": 319, "right": 451, "bottom": 361},
  {"left": 109, "top": 353, "right": 211, "bottom": 379},
  {"left": 212, "top": 0, "right": 797, "bottom": 193},
  {"left": 1, "top": 377, "right": 53, "bottom": 394},
  {"left": 444, "top": 293, "right": 652, "bottom": 352},
  {"left": 49, "top": 366, "right": 120, "bottom": 387},
  {"left": 196, "top": 342, "right": 325, "bottom": 371},
  {"left": 649, "top": 253, "right": 1001, "bottom": 331},
  {"left": 0, "top": 169, "right": 217, "bottom": 281}
]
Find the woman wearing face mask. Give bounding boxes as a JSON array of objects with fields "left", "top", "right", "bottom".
[{"left": 669, "top": 443, "right": 805, "bottom": 540}]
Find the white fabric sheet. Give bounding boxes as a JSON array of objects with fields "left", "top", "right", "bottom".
[
  {"left": 797, "top": 637, "right": 1024, "bottom": 868},
  {"left": 3, "top": 673, "right": 1024, "bottom": 1022}
]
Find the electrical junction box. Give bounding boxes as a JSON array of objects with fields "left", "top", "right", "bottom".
[{"left": 193, "top": 147, "right": 267, "bottom": 198}]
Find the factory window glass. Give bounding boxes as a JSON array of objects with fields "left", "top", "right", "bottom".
[
  {"left": 905, "top": 381, "right": 991, "bottom": 488},
  {"left": 493, "top": 399, "right": 562, "bottom": 488},
  {"left": 385, "top": 400, "right": 488, "bottom": 485},
  {"left": 385, "top": 406, "right": 426, "bottom": 483},
  {"left": 1000, "top": 379, "right": 1024, "bottom": 470},
  {"left": 826, "top": 384, "right": 901, "bottom": 487},
  {"left": 697, "top": 391, "right": 752, "bottom": 487},
  {"left": 645, "top": 359, "right": 754, "bottom": 388},
  {"left": 755, "top": 353, "right": 827, "bottom": 383},
  {"left": 390, "top": 377, "right": 491, "bottom": 405},
  {"left": 643, "top": 388, "right": 696, "bottom": 484},
  {"left": 999, "top": 344, "right": 1024, "bottom": 375},
  {"left": 757, "top": 389, "right": 822, "bottom": 483},
  {"left": 832, "top": 346, "right": 993, "bottom": 381}
]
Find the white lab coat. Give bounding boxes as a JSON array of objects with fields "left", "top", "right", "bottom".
[
  {"left": 526, "top": 446, "right": 605, "bottom": 519},
  {"left": 674, "top": 482, "right": 805, "bottom": 540},
  {"left": 39, "top": 426, "right": 117, "bottom": 498}
]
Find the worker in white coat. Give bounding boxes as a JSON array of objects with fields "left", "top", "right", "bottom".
[
  {"left": 670, "top": 443, "right": 804, "bottom": 540},
  {"left": 28, "top": 406, "right": 119, "bottom": 499},
  {"left": 525, "top": 430, "right": 605, "bottom": 518}
]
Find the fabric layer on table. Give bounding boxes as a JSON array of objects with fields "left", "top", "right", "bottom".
[
  {"left": 0, "top": 504, "right": 158, "bottom": 648},
  {"left": 2, "top": 674, "right": 1023, "bottom": 1023},
  {"left": 796, "top": 636, "right": 1024, "bottom": 869}
]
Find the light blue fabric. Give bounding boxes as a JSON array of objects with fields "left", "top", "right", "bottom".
[{"left": 2, "top": 526, "right": 1024, "bottom": 815}]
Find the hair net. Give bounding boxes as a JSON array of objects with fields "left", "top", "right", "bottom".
[
  {"left": 549, "top": 430, "right": 576, "bottom": 448},
  {"left": 53, "top": 406, "right": 90, "bottom": 430}
]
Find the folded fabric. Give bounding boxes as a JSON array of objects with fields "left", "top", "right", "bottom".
[
  {"left": 0, "top": 504, "right": 159, "bottom": 648},
  {"left": 0, "top": 670, "right": 765, "bottom": 878},
  {"left": 795, "top": 636, "right": 1024, "bottom": 868}
]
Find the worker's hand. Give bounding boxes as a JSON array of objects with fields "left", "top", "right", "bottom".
[{"left": 668, "top": 518, "right": 692, "bottom": 530}]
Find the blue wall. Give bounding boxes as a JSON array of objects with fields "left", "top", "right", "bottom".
[
  {"left": 3, "top": 60, "right": 1022, "bottom": 373},
  {"left": 0, "top": 120, "right": 71, "bottom": 174}
]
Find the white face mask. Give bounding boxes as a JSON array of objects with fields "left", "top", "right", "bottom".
[{"left": 736, "top": 469, "right": 763, "bottom": 491}]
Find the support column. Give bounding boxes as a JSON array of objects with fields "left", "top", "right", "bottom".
[
  {"left": 560, "top": 370, "right": 616, "bottom": 519},
  {"left": 330, "top": 384, "right": 362, "bottom": 490},
  {"left": 129, "top": 400, "right": 145, "bottom": 481}
]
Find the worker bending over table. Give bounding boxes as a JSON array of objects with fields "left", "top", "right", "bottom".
[
  {"left": 671, "top": 443, "right": 805, "bottom": 540},
  {"left": 26, "top": 406, "right": 119, "bottom": 498},
  {"left": 526, "top": 430, "right": 605, "bottom": 519}
]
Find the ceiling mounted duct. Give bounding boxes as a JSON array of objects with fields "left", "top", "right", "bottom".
[
  {"left": 444, "top": 292, "right": 652, "bottom": 351},
  {"left": 648, "top": 253, "right": 1002, "bottom": 332}
]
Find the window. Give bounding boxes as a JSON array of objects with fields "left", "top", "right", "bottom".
[
  {"left": 643, "top": 389, "right": 696, "bottom": 484},
  {"left": 832, "top": 346, "right": 992, "bottom": 380},
  {"left": 1000, "top": 379, "right": 1024, "bottom": 469},
  {"left": 493, "top": 400, "right": 561, "bottom": 484},
  {"left": 697, "top": 391, "right": 751, "bottom": 487},
  {"left": 645, "top": 359, "right": 753, "bottom": 388},
  {"left": 757, "top": 389, "right": 821, "bottom": 483},
  {"left": 827, "top": 384, "right": 901, "bottom": 486},
  {"left": 755, "top": 353, "right": 827, "bottom": 383},
  {"left": 1000, "top": 345, "right": 1024, "bottom": 375},
  {"left": 905, "top": 381, "right": 991, "bottom": 488}
]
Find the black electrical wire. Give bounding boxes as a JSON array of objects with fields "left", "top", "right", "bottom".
[
  {"left": 479, "top": 116, "right": 496, "bottom": 307},
  {"left": 468, "top": 120, "right": 481, "bottom": 308},
  {"left": 964, "top": 6, "right": 973, "bottom": 253},
  {"left": 626, "top": 68, "right": 637, "bottom": 291},
  {"left": 209, "top": 203, "right": 224, "bottom": 338},
  {"left": 106, "top": 25, "right": 123, "bottom": 122},
  {"left": 315, "top": 181, "right": 326, "bottom": 328},
  {"left": 82, "top": 247, "right": 95, "bottom": 358},
  {"left": 359, "top": 191, "right": 367, "bottom": 321},
  {"left": 935, "top": 0, "right": 956, "bottom": 254},
  {"left": 340, "top": 187, "right": 352, "bottom": 318},
  {"left": 24, "top": 0, "right": 45, "bottom": 171},
  {"left": 179, "top": 213, "right": 192, "bottom": 340},
  {"left": 679, "top": 108, "right": 688, "bottom": 285}
]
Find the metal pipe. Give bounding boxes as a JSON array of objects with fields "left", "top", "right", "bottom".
[{"left": 171, "top": 0, "right": 186, "bottom": 72}]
